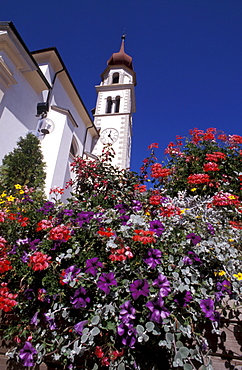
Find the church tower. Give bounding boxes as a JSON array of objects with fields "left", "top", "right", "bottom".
[{"left": 92, "top": 36, "right": 136, "bottom": 169}]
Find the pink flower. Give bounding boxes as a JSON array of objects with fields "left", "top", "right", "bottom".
[
  {"left": 36, "top": 219, "right": 53, "bottom": 231},
  {"left": 0, "top": 283, "right": 18, "bottom": 312},
  {"left": 29, "top": 251, "right": 51, "bottom": 271},
  {"left": 49, "top": 225, "right": 71, "bottom": 241}
]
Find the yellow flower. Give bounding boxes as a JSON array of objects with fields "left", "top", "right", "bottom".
[
  {"left": 228, "top": 195, "right": 236, "bottom": 199},
  {"left": 229, "top": 239, "right": 234, "bottom": 242},
  {"left": 214, "top": 270, "right": 226, "bottom": 276},
  {"left": 180, "top": 208, "right": 189, "bottom": 214},
  {"left": 14, "top": 184, "right": 22, "bottom": 189},
  {"left": 1, "top": 192, "right": 6, "bottom": 197},
  {"left": 6, "top": 196, "right": 15, "bottom": 202},
  {"left": 191, "top": 188, "right": 197, "bottom": 192},
  {"left": 19, "top": 190, "right": 25, "bottom": 194},
  {"left": 145, "top": 212, "right": 150, "bottom": 216},
  {"left": 0, "top": 200, "right": 5, "bottom": 204},
  {"left": 233, "top": 272, "right": 242, "bottom": 281}
]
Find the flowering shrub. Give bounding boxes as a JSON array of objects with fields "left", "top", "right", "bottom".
[
  {"left": 0, "top": 134, "right": 241, "bottom": 370},
  {"left": 142, "top": 128, "right": 242, "bottom": 199}
]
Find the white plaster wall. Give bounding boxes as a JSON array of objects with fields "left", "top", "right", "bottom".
[
  {"left": 101, "top": 67, "right": 133, "bottom": 86},
  {"left": 0, "top": 51, "right": 42, "bottom": 163},
  {"left": 38, "top": 63, "right": 54, "bottom": 86},
  {"left": 0, "top": 48, "right": 96, "bottom": 196},
  {"left": 96, "top": 88, "right": 131, "bottom": 115},
  {"left": 40, "top": 109, "right": 66, "bottom": 193}
]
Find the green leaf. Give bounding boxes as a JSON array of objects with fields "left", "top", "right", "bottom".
[
  {"left": 165, "top": 332, "right": 174, "bottom": 343},
  {"left": 176, "top": 340, "right": 183, "bottom": 348},
  {"left": 118, "top": 363, "right": 125, "bottom": 370},
  {"left": 179, "top": 347, "right": 190, "bottom": 359},
  {"left": 145, "top": 321, "right": 155, "bottom": 332},
  {"left": 90, "top": 327, "right": 100, "bottom": 336},
  {"left": 184, "top": 364, "right": 193, "bottom": 370},
  {"left": 81, "top": 334, "right": 88, "bottom": 343},
  {"left": 91, "top": 315, "right": 100, "bottom": 325},
  {"left": 136, "top": 325, "right": 144, "bottom": 335}
]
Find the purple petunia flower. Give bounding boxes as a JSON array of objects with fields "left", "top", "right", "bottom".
[
  {"left": 63, "top": 265, "right": 81, "bottom": 284},
  {"left": 183, "top": 256, "right": 193, "bottom": 265},
  {"left": 85, "top": 257, "right": 103, "bottom": 277},
  {"left": 186, "top": 233, "right": 202, "bottom": 246},
  {"left": 207, "top": 223, "right": 215, "bottom": 235},
  {"left": 174, "top": 290, "right": 193, "bottom": 307},
  {"left": 144, "top": 249, "right": 162, "bottom": 269},
  {"left": 75, "top": 211, "right": 94, "bottom": 227},
  {"left": 117, "top": 322, "right": 137, "bottom": 347},
  {"left": 153, "top": 274, "right": 171, "bottom": 297},
  {"left": 74, "top": 320, "right": 88, "bottom": 335},
  {"left": 200, "top": 298, "right": 216, "bottom": 321},
  {"left": 37, "top": 201, "right": 55, "bottom": 215},
  {"left": 215, "top": 280, "right": 232, "bottom": 301},
  {"left": 24, "top": 288, "right": 35, "bottom": 300},
  {"left": 70, "top": 287, "right": 90, "bottom": 308},
  {"left": 187, "top": 251, "right": 202, "bottom": 264},
  {"left": 130, "top": 279, "right": 149, "bottom": 300},
  {"left": 218, "top": 279, "right": 232, "bottom": 294},
  {"left": 119, "top": 301, "right": 136, "bottom": 324},
  {"left": 8, "top": 245, "right": 18, "bottom": 255},
  {"left": 119, "top": 214, "right": 130, "bottom": 225},
  {"left": 114, "top": 203, "right": 129, "bottom": 214},
  {"left": 97, "top": 272, "right": 117, "bottom": 295},
  {"left": 16, "top": 238, "right": 29, "bottom": 246},
  {"left": 44, "top": 313, "right": 57, "bottom": 330},
  {"left": 21, "top": 194, "right": 33, "bottom": 203},
  {"left": 19, "top": 341, "right": 37, "bottom": 367},
  {"left": 132, "top": 200, "right": 142, "bottom": 212},
  {"left": 30, "top": 311, "right": 39, "bottom": 326},
  {"left": 63, "top": 209, "right": 74, "bottom": 217},
  {"left": 146, "top": 297, "right": 170, "bottom": 323},
  {"left": 149, "top": 220, "right": 165, "bottom": 237},
  {"left": 29, "top": 239, "right": 41, "bottom": 250},
  {"left": 21, "top": 251, "right": 29, "bottom": 263}
]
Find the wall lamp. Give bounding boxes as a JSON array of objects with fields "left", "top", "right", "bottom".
[{"left": 35, "top": 102, "right": 55, "bottom": 135}]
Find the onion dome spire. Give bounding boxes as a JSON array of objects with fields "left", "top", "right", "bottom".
[{"left": 107, "top": 35, "right": 133, "bottom": 70}]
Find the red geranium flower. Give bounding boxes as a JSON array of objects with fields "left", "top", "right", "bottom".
[
  {"left": 0, "top": 258, "right": 12, "bottom": 274},
  {"left": 151, "top": 163, "right": 171, "bottom": 178},
  {"left": 0, "top": 283, "right": 18, "bottom": 312},
  {"left": 36, "top": 219, "right": 53, "bottom": 231},
  {"left": 49, "top": 225, "right": 71, "bottom": 241},
  {"left": 98, "top": 228, "right": 115, "bottom": 237},
  {"left": 203, "top": 162, "right": 220, "bottom": 172},
  {"left": 29, "top": 251, "right": 51, "bottom": 271},
  {"left": 187, "top": 174, "right": 210, "bottom": 184},
  {"left": 148, "top": 143, "right": 159, "bottom": 149}
]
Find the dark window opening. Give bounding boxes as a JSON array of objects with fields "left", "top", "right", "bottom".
[
  {"left": 70, "top": 137, "right": 78, "bottom": 157},
  {"left": 106, "top": 97, "right": 113, "bottom": 113},
  {"left": 115, "top": 96, "right": 120, "bottom": 113},
  {"left": 112, "top": 73, "right": 119, "bottom": 84}
]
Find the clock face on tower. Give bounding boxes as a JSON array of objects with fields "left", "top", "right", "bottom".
[{"left": 100, "top": 128, "right": 119, "bottom": 144}]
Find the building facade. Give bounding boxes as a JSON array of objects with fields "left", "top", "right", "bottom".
[
  {"left": 92, "top": 36, "right": 136, "bottom": 169},
  {"left": 0, "top": 22, "right": 98, "bottom": 196}
]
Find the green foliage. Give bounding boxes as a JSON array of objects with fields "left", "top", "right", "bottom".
[{"left": 0, "top": 133, "right": 46, "bottom": 196}]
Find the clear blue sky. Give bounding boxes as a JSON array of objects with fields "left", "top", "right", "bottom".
[{"left": 2, "top": 0, "right": 242, "bottom": 173}]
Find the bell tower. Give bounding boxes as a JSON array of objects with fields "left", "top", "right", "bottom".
[{"left": 92, "top": 36, "right": 136, "bottom": 169}]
